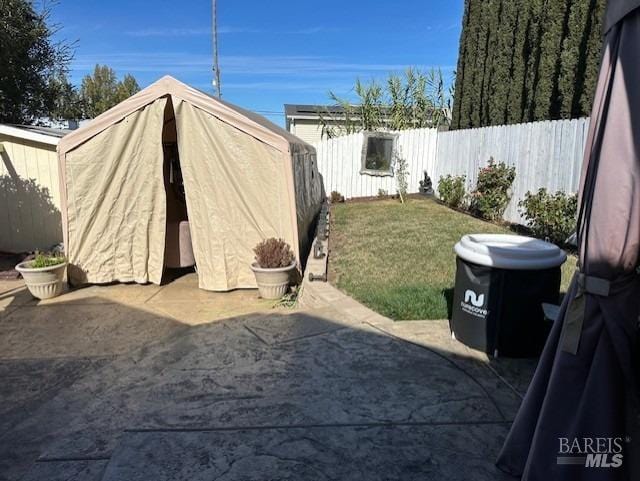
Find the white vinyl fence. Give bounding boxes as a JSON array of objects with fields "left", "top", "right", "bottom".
[
  {"left": 314, "top": 118, "right": 591, "bottom": 225},
  {"left": 314, "top": 128, "right": 439, "bottom": 199}
]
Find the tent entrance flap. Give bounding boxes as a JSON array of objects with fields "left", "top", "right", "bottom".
[
  {"left": 62, "top": 97, "right": 168, "bottom": 286},
  {"left": 162, "top": 98, "right": 195, "bottom": 272}
]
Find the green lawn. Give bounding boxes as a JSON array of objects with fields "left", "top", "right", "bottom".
[{"left": 329, "top": 198, "right": 576, "bottom": 320}]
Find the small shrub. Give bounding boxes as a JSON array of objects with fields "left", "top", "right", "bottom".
[
  {"left": 395, "top": 154, "right": 409, "bottom": 203},
  {"left": 519, "top": 188, "right": 578, "bottom": 245},
  {"left": 28, "top": 251, "right": 66, "bottom": 268},
  {"left": 438, "top": 174, "right": 467, "bottom": 208},
  {"left": 330, "top": 191, "right": 344, "bottom": 203},
  {"left": 253, "top": 238, "right": 295, "bottom": 269},
  {"left": 470, "top": 158, "right": 516, "bottom": 221},
  {"left": 377, "top": 189, "right": 388, "bottom": 197}
]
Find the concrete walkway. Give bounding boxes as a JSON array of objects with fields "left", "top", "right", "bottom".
[{"left": 0, "top": 276, "right": 536, "bottom": 481}]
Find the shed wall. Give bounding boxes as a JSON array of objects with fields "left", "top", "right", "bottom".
[{"left": 0, "top": 135, "right": 62, "bottom": 253}]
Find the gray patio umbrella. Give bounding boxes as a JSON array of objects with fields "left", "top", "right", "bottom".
[{"left": 497, "top": 2, "right": 640, "bottom": 479}]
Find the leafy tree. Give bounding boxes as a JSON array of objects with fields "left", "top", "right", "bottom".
[
  {"left": 320, "top": 68, "right": 453, "bottom": 138},
  {"left": 49, "top": 72, "right": 83, "bottom": 120},
  {"left": 0, "top": 0, "right": 73, "bottom": 123},
  {"left": 80, "top": 65, "right": 118, "bottom": 118},
  {"left": 115, "top": 74, "right": 140, "bottom": 103},
  {"left": 80, "top": 65, "right": 140, "bottom": 118}
]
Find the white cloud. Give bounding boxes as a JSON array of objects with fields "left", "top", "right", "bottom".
[
  {"left": 125, "top": 26, "right": 338, "bottom": 37},
  {"left": 71, "top": 53, "right": 453, "bottom": 77}
]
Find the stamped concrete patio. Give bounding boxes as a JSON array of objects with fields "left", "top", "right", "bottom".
[{"left": 0, "top": 274, "right": 537, "bottom": 481}]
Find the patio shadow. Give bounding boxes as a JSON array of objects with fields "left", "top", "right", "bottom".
[{"left": 0, "top": 286, "right": 524, "bottom": 481}]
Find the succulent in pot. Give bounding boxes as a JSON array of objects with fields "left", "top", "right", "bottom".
[
  {"left": 250, "top": 238, "right": 296, "bottom": 299},
  {"left": 16, "top": 251, "right": 67, "bottom": 299}
]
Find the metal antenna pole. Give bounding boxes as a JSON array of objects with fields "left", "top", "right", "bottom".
[{"left": 212, "top": 0, "right": 222, "bottom": 98}]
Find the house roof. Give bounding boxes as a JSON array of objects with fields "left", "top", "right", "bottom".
[
  {"left": 284, "top": 103, "right": 394, "bottom": 120},
  {"left": 284, "top": 104, "right": 348, "bottom": 118},
  {"left": 60, "top": 76, "right": 312, "bottom": 156},
  {"left": 0, "top": 124, "right": 69, "bottom": 146}
]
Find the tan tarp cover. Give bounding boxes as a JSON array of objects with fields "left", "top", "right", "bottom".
[
  {"left": 57, "top": 76, "right": 323, "bottom": 291},
  {"left": 64, "top": 98, "right": 167, "bottom": 285},
  {"left": 173, "top": 100, "right": 295, "bottom": 290}
]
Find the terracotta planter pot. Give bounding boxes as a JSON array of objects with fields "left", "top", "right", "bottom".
[
  {"left": 16, "top": 261, "right": 66, "bottom": 300},
  {"left": 250, "top": 262, "right": 296, "bottom": 300}
]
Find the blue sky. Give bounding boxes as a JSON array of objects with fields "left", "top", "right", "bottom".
[{"left": 53, "top": 0, "right": 463, "bottom": 126}]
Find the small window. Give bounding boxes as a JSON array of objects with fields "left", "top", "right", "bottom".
[{"left": 360, "top": 132, "right": 397, "bottom": 176}]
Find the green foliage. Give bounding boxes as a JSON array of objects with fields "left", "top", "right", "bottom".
[
  {"left": 319, "top": 68, "right": 453, "bottom": 138},
  {"left": 533, "top": 0, "right": 570, "bottom": 120},
  {"left": 80, "top": 65, "right": 140, "bottom": 118},
  {"left": 115, "top": 74, "right": 140, "bottom": 103},
  {"left": 519, "top": 188, "right": 577, "bottom": 244},
  {"left": 377, "top": 189, "right": 388, "bottom": 197},
  {"left": 49, "top": 72, "right": 83, "bottom": 120},
  {"left": 438, "top": 174, "right": 467, "bottom": 208},
  {"left": 273, "top": 285, "right": 299, "bottom": 309},
  {"left": 0, "top": 0, "right": 74, "bottom": 123},
  {"left": 470, "top": 159, "right": 516, "bottom": 221},
  {"left": 253, "top": 238, "right": 295, "bottom": 269},
  {"left": 394, "top": 153, "right": 409, "bottom": 203},
  {"left": 29, "top": 251, "right": 65, "bottom": 268},
  {"left": 330, "top": 191, "right": 345, "bottom": 203},
  {"left": 451, "top": 0, "right": 605, "bottom": 129}
]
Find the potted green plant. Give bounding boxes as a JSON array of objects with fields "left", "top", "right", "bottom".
[
  {"left": 250, "top": 238, "right": 296, "bottom": 300},
  {"left": 16, "top": 251, "right": 67, "bottom": 299}
]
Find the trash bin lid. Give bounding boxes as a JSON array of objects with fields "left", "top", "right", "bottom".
[{"left": 454, "top": 234, "right": 567, "bottom": 270}]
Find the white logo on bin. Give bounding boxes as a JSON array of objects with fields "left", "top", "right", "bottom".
[
  {"left": 464, "top": 290, "right": 485, "bottom": 307},
  {"left": 461, "top": 290, "right": 488, "bottom": 318}
]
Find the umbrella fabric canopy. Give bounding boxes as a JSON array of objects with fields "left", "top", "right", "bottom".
[{"left": 497, "top": 4, "right": 640, "bottom": 480}]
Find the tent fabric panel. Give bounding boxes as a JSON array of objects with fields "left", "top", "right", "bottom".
[
  {"left": 606, "top": 0, "right": 640, "bottom": 33},
  {"left": 58, "top": 87, "right": 170, "bottom": 156},
  {"left": 291, "top": 144, "right": 325, "bottom": 260},
  {"left": 58, "top": 76, "right": 313, "bottom": 158},
  {"left": 173, "top": 100, "right": 296, "bottom": 291},
  {"left": 63, "top": 98, "right": 167, "bottom": 285}
]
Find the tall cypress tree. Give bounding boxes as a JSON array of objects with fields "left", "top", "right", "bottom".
[
  {"left": 533, "top": 0, "right": 571, "bottom": 121},
  {"left": 480, "top": 0, "right": 503, "bottom": 126},
  {"left": 506, "top": 0, "right": 530, "bottom": 125},
  {"left": 522, "top": 0, "right": 545, "bottom": 122},
  {"left": 488, "top": 0, "right": 517, "bottom": 125},
  {"left": 558, "top": 0, "right": 590, "bottom": 118},
  {"left": 451, "top": 0, "right": 471, "bottom": 129},
  {"left": 450, "top": 0, "right": 604, "bottom": 129},
  {"left": 469, "top": 0, "right": 494, "bottom": 127},
  {"left": 455, "top": 0, "right": 484, "bottom": 129},
  {"left": 578, "top": 0, "right": 605, "bottom": 116}
]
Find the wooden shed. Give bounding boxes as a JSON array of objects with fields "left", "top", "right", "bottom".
[{"left": 0, "top": 124, "right": 68, "bottom": 253}]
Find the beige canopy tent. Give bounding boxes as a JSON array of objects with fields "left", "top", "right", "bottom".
[{"left": 57, "top": 76, "right": 324, "bottom": 291}]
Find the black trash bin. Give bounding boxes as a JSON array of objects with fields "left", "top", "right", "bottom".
[{"left": 450, "top": 234, "right": 567, "bottom": 358}]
